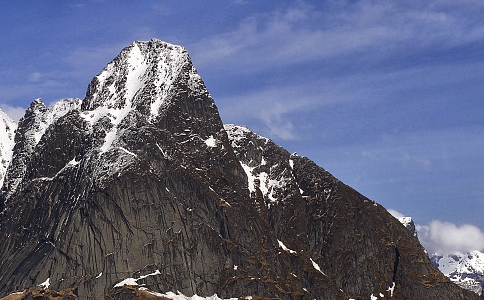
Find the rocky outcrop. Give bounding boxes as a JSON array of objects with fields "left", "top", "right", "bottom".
[
  {"left": 0, "top": 39, "right": 478, "bottom": 300},
  {"left": 397, "top": 216, "right": 418, "bottom": 237}
]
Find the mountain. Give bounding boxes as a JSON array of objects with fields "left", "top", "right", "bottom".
[
  {"left": 431, "top": 251, "right": 484, "bottom": 298},
  {"left": 0, "top": 38, "right": 478, "bottom": 300},
  {"left": 0, "top": 109, "right": 16, "bottom": 188}
]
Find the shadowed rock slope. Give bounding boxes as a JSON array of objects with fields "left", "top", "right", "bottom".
[{"left": 0, "top": 39, "right": 478, "bottom": 300}]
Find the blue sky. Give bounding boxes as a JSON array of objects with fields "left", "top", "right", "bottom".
[{"left": 1, "top": 1, "right": 484, "bottom": 253}]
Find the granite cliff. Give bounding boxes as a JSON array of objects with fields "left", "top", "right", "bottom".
[{"left": 0, "top": 39, "right": 478, "bottom": 300}]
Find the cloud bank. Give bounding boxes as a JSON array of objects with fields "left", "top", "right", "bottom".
[
  {"left": 389, "top": 209, "right": 484, "bottom": 254},
  {"left": 417, "top": 220, "right": 484, "bottom": 254}
]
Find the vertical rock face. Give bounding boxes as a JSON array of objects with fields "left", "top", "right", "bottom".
[{"left": 0, "top": 39, "right": 479, "bottom": 300}]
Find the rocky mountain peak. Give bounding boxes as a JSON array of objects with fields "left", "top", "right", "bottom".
[
  {"left": 398, "top": 216, "right": 418, "bottom": 238},
  {"left": 0, "top": 40, "right": 479, "bottom": 299},
  {"left": 78, "top": 39, "right": 215, "bottom": 156},
  {"left": 82, "top": 39, "right": 199, "bottom": 119},
  {"left": 0, "top": 98, "right": 80, "bottom": 203}
]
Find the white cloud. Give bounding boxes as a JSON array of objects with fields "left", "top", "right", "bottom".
[{"left": 417, "top": 220, "right": 484, "bottom": 254}]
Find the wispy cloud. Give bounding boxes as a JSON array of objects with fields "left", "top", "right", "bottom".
[
  {"left": 63, "top": 43, "right": 125, "bottom": 76},
  {"left": 189, "top": 0, "right": 484, "bottom": 73},
  {"left": 0, "top": 77, "right": 65, "bottom": 107},
  {"left": 191, "top": 0, "right": 484, "bottom": 144},
  {"left": 232, "top": 0, "right": 249, "bottom": 4},
  {"left": 217, "top": 80, "right": 339, "bottom": 140}
]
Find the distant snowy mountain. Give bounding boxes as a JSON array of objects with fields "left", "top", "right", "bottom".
[{"left": 431, "top": 251, "right": 484, "bottom": 297}]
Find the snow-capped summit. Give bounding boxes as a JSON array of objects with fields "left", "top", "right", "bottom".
[
  {"left": 80, "top": 39, "right": 210, "bottom": 155},
  {"left": 22, "top": 98, "right": 81, "bottom": 147},
  {"left": 83, "top": 38, "right": 204, "bottom": 119},
  {"left": 0, "top": 109, "right": 17, "bottom": 188},
  {"left": 398, "top": 216, "right": 418, "bottom": 237},
  {"left": 1, "top": 98, "right": 80, "bottom": 200}
]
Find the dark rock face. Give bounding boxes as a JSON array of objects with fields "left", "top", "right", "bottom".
[{"left": 0, "top": 39, "right": 479, "bottom": 300}]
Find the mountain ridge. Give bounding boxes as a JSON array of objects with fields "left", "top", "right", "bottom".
[{"left": 0, "top": 39, "right": 478, "bottom": 300}]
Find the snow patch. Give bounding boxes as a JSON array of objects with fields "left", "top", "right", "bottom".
[
  {"left": 226, "top": 124, "right": 294, "bottom": 207},
  {"left": 6, "top": 291, "right": 26, "bottom": 296},
  {"left": 386, "top": 282, "right": 395, "bottom": 297},
  {"left": 310, "top": 258, "right": 326, "bottom": 275},
  {"left": 149, "top": 42, "right": 189, "bottom": 120},
  {"left": 239, "top": 162, "right": 288, "bottom": 204},
  {"left": 81, "top": 103, "right": 134, "bottom": 154},
  {"left": 114, "top": 278, "right": 138, "bottom": 287},
  {"left": 38, "top": 278, "right": 50, "bottom": 289},
  {"left": 101, "top": 128, "right": 118, "bottom": 152},
  {"left": 204, "top": 135, "right": 217, "bottom": 148},
  {"left": 277, "top": 239, "right": 297, "bottom": 254},
  {"left": 114, "top": 269, "right": 161, "bottom": 287},
  {"left": 141, "top": 290, "right": 244, "bottom": 300},
  {"left": 125, "top": 43, "right": 149, "bottom": 102}
]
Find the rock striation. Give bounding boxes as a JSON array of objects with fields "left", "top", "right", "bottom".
[{"left": 0, "top": 39, "right": 479, "bottom": 300}]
